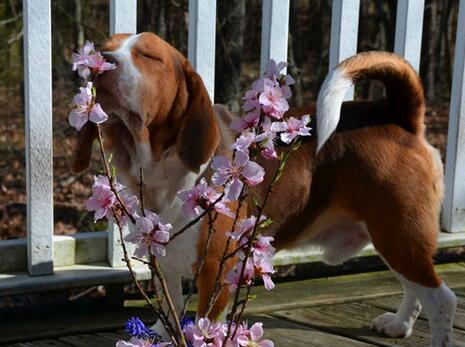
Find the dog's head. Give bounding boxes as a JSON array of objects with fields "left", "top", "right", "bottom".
[{"left": 72, "top": 32, "right": 220, "bottom": 174}]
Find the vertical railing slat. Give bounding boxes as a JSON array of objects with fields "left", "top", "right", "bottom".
[
  {"left": 188, "top": 0, "right": 217, "bottom": 101},
  {"left": 260, "top": 0, "right": 290, "bottom": 74},
  {"left": 110, "top": 0, "right": 138, "bottom": 35},
  {"left": 329, "top": 0, "right": 360, "bottom": 99},
  {"left": 108, "top": 0, "right": 137, "bottom": 267},
  {"left": 24, "top": 0, "right": 54, "bottom": 276},
  {"left": 442, "top": 0, "right": 465, "bottom": 233},
  {"left": 394, "top": 0, "right": 425, "bottom": 72}
]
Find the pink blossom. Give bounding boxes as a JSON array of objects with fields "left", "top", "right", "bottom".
[
  {"left": 85, "top": 175, "right": 139, "bottom": 223},
  {"left": 231, "top": 130, "right": 257, "bottom": 153},
  {"left": 263, "top": 59, "right": 287, "bottom": 82},
  {"left": 72, "top": 40, "right": 116, "bottom": 78},
  {"left": 252, "top": 257, "right": 275, "bottom": 291},
  {"left": 85, "top": 175, "right": 120, "bottom": 221},
  {"left": 258, "top": 79, "right": 289, "bottom": 120},
  {"left": 236, "top": 322, "right": 274, "bottom": 347},
  {"left": 270, "top": 114, "right": 311, "bottom": 144},
  {"left": 242, "top": 79, "right": 265, "bottom": 113},
  {"left": 263, "top": 59, "right": 295, "bottom": 98},
  {"left": 116, "top": 337, "right": 157, "bottom": 347},
  {"left": 252, "top": 235, "right": 275, "bottom": 259},
  {"left": 227, "top": 215, "right": 266, "bottom": 241},
  {"left": 124, "top": 210, "right": 171, "bottom": 258},
  {"left": 230, "top": 111, "right": 260, "bottom": 132},
  {"left": 211, "top": 151, "right": 265, "bottom": 200},
  {"left": 183, "top": 318, "right": 226, "bottom": 347},
  {"left": 254, "top": 118, "right": 277, "bottom": 160},
  {"left": 225, "top": 260, "right": 254, "bottom": 292},
  {"left": 69, "top": 82, "right": 108, "bottom": 130},
  {"left": 177, "top": 178, "right": 233, "bottom": 218},
  {"left": 107, "top": 189, "right": 139, "bottom": 225}
]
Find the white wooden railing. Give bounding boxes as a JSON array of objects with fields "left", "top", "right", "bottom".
[{"left": 0, "top": 0, "right": 464, "bottom": 294}]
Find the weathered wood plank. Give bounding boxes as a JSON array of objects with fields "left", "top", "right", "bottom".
[
  {"left": 0, "top": 300, "right": 154, "bottom": 344},
  {"left": 9, "top": 340, "right": 69, "bottom": 347},
  {"left": 174, "top": 263, "right": 465, "bottom": 314},
  {"left": 188, "top": 0, "right": 216, "bottom": 101},
  {"left": 58, "top": 334, "right": 115, "bottom": 347},
  {"left": 455, "top": 288, "right": 465, "bottom": 297},
  {"left": 365, "top": 293, "right": 465, "bottom": 331},
  {"left": 249, "top": 314, "right": 375, "bottom": 346},
  {"left": 23, "top": 0, "right": 54, "bottom": 276},
  {"left": 442, "top": 0, "right": 465, "bottom": 233},
  {"left": 241, "top": 263, "right": 465, "bottom": 314},
  {"left": 94, "top": 331, "right": 128, "bottom": 342},
  {"left": 260, "top": 0, "right": 290, "bottom": 74},
  {"left": 272, "top": 302, "right": 465, "bottom": 347},
  {"left": 393, "top": 0, "right": 425, "bottom": 71}
]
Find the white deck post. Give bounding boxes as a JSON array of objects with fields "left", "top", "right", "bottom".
[
  {"left": 188, "top": 0, "right": 217, "bottom": 101},
  {"left": 329, "top": 0, "right": 360, "bottom": 99},
  {"left": 110, "top": 0, "right": 137, "bottom": 35},
  {"left": 260, "top": 0, "right": 290, "bottom": 74},
  {"left": 108, "top": 0, "right": 137, "bottom": 267},
  {"left": 394, "top": 0, "right": 425, "bottom": 72},
  {"left": 442, "top": 0, "right": 465, "bottom": 233},
  {"left": 23, "top": 0, "right": 54, "bottom": 276}
]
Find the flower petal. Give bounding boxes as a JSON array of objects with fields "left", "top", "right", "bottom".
[{"left": 89, "top": 103, "right": 108, "bottom": 124}]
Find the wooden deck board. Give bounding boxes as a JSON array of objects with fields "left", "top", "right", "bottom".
[
  {"left": 250, "top": 315, "right": 376, "bottom": 346},
  {"left": 167, "top": 263, "right": 465, "bottom": 314},
  {"left": 2, "top": 264, "right": 465, "bottom": 347},
  {"left": 0, "top": 301, "right": 155, "bottom": 344},
  {"left": 57, "top": 334, "right": 117, "bottom": 347},
  {"left": 365, "top": 293, "right": 465, "bottom": 330},
  {"left": 271, "top": 301, "right": 465, "bottom": 347}
]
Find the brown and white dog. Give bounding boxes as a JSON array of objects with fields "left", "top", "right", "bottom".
[{"left": 72, "top": 32, "right": 457, "bottom": 346}]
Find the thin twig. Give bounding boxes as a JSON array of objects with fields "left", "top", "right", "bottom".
[
  {"left": 96, "top": 125, "right": 136, "bottom": 224},
  {"left": 181, "top": 210, "right": 217, "bottom": 316},
  {"left": 151, "top": 257, "right": 187, "bottom": 347},
  {"left": 139, "top": 166, "right": 146, "bottom": 214},
  {"left": 205, "top": 190, "right": 247, "bottom": 317},
  {"left": 169, "top": 192, "right": 225, "bottom": 241}
]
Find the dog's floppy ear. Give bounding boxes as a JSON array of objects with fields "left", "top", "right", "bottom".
[
  {"left": 71, "top": 122, "right": 97, "bottom": 173},
  {"left": 176, "top": 63, "right": 220, "bottom": 172}
]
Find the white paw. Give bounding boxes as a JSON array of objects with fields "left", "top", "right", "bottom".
[{"left": 372, "top": 312, "right": 413, "bottom": 338}]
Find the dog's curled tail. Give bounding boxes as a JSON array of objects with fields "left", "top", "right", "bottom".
[{"left": 316, "top": 51, "right": 425, "bottom": 151}]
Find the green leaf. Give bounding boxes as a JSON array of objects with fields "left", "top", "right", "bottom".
[
  {"left": 259, "top": 218, "right": 273, "bottom": 228},
  {"left": 252, "top": 195, "right": 260, "bottom": 209},
  {"left": 247, "top": 294, "right": 257, "bottom": 302},
  {"left": 292, "top": 139, "right": 302, "bottom": 151}
]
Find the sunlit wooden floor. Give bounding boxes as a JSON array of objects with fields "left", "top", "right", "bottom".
[{"left": 2, "top": 263, "right": 465, "bottom": 346}]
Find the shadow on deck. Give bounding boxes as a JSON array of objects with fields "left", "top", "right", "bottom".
[{"left": 1, "top": 262, "right": 465, "bottom": 346}]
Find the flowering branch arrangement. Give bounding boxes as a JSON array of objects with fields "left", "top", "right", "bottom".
[{"left": 70, "top": 41, "right": 312, "bottom": 347}]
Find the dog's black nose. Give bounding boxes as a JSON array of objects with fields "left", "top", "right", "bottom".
[{"left": 102, "top": 51, "right": 117, "bottom": 65}]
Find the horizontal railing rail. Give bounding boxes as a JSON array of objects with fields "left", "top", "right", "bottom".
[{"left": 0, "top": 0, "right": 464, "bottom": 291}]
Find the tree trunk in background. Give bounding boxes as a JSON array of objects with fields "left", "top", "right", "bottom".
[
  {"left": 289, "top": 0, "right": 304, "bottom": 106},
  {"left": 214, "top": 0, "right": 245, "bottom": 112},
  {"left": 423, "top": 0, "right": 438, "bottom": 99},
  {"left": 75, "top": 0, "right": 84, "bottom": 49}
]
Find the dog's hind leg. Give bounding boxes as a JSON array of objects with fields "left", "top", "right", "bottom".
[{"left": 368, "top": 215, "right": 456, "bottom": 346}]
